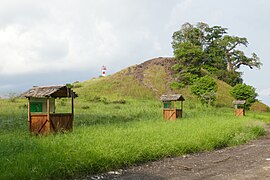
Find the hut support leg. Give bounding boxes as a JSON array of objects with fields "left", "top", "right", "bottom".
[
  {"left": 47, "top": 98, "right": 50, "bottom": 132},
  {"left": 28, "top": 98, "right": 31, "bottom": 132}
]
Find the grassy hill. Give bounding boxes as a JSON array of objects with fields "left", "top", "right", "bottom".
[
  {"left": 74, "top": 57, "right": 269, "bottom": 111},
  {"left": 0, "top": 57, "right": 269, "bottom": 179}
]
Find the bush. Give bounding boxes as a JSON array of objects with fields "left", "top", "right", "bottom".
[
  {"left": 230, "top": 83, "right": 257, "bottom": 109},
  {"left": 191, "top": 75, "right": 217, "bottom": 106}
]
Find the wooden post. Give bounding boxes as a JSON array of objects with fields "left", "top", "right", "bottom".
[
  {"left": 181, "top": 101, "right": 183, "bottom": 111},
  {"left": 28, "top": 98, "right": 31, "bottom": 132},
  {"left": 71, "top": 93, "right": 74, "bottom": 131},
  {"left": 181, "top": 101, "right": 183, "bottom": 118},
  {"left": 47, "top": 97, "right": 50, "bottom": 131},
  {"left": 71, "top": 93, "right": 74, "bottom": 118}
]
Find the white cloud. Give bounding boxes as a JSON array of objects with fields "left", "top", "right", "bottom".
[
  {"left": 0, "top": 0, "right": 269, "bottom": 108},
  {"left": 259, "top": 88, "right": 270, "bottom": 97},
  {"left": 0, "top": 0, "right": 177, "bottom": 76}
]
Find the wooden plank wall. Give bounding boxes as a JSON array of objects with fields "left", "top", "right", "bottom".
[
  {"left": 31, "top": 114, "right": 49, "bottom": 134},
  {"left": 235, "top": 109, "right": 245, "bottom": 116},
  {"left": 50, "top": 114, "right": 73, "bottom": 132},
  {"left": 30, "top": 113, "right": 73, "bottom": 134},
  {"left": 163, "top": 109, "right": 177, "bottom": 120},
  {"left": 163, "top": 109, "right": 183, "bottom": 120}
]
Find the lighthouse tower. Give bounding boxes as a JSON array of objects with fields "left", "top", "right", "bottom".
[{"left": 101, "top": 65, "right": 107, "bottom": 77}]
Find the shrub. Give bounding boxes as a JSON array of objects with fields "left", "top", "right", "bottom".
[
  {"left": 191, "top": 75, "right": 217, "bottom": 106},
  {"left": 230, "top": 83, "right": 257, "bottom": 109}
]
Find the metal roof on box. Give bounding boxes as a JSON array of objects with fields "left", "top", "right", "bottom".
[
  {"left": 20, "top": 85, "right": 78, "bottom": 98},
  {"left": 232, "top": 100, "right": 246, "bottom": 105},
  {"left": 160, "top": 94, "right": 185, "bottom": 101}
]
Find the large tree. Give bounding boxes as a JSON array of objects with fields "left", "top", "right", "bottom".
[{"left": 172, "top": 22, "right": 262, "bottom": 86}]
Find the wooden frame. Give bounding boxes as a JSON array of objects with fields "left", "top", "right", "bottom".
[
  {"left": 233, "top": 100, "right": 246, "bottom": 117},
  {"left": 21, "top": 85, "right": 77, "bottom": 135},
  {"left": 160, "top": 94, "right": 185, "bottom": 120}
]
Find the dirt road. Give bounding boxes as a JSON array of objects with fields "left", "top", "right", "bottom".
[{"left": 86, "top": 126, "right": 270, "bottom": 180}]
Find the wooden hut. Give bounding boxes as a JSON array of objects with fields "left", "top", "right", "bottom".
[
  {"left": 233, "top": 100, "right": 246, "bottom": 116},
  {"left": 160, "top": 94, "right": 185, "bottom": 120},
  {"left": 21, "top": 85, "right": 78, "bottom": 134}
]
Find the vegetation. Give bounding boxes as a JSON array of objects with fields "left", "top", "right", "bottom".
[
  {"left": 230, "top": 83, "right": 258, "bottom": 109},
  {"left": 0, "top": 98, "right": 268, "bottom": 179},
  {"left": 191, "top": 75, "right": 217, "bottom": 106},
  {"left": 172, "top": 22, "right": 262, "bottom": 86},
  {"left": 0, "top": 21, "right": 267, "bottom": 179}
]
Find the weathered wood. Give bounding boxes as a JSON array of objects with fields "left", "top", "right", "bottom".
[
  {"left": 47, "top": 97, "right": 50, "bottom": 125},
  {"left": 30, "top": 114, "right": 48, "bottom": 134},
  {"left": 160, "top": 94, "right": 185, "bottom": 101},
  {"left": 161, "top": 94, "right": 184, "bottom": 120},
  {"left": 50, "top": 114, "right": 73, "bottom": 132},
  {"left": 22, "top": 85, "right": 77, "bottom": 135},
  {"left": 29, "top": 113, "right": 73, "bottom": 134},
  {"left": 20, "top": 85, "right": 78, "bottom": 98},
  {"left": 163, "top": 109, "right": 182, "bottom": 120},
  {"left": 181, "top": 101, "right": 183, "bottom": 111},
  {"left": 235, "top": 109, "right": 245, "bottom": 116},
  {"left": 28, "top": 98, "right": 31, "bottom": 132},
  {"left": 71, "top": 93, "right": 74, "bottom": 118}
]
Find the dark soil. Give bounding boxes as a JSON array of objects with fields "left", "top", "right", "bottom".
[{"left": 80, "top": 125, "right": 270, "bottom": 180}]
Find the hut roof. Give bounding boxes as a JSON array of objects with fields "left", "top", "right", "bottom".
[
  {"left": 160, "top": 94, "right": 185, "bottom": 101},
  {"left": 232, "top": 100, "right": 246, "bottom": 105},
  {"left": 20, "top": 85, "right": 78, "bottom": 98}
]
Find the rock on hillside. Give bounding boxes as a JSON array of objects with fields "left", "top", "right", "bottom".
[{"left": 123, "top": 57, "right": 177, "bottom": 96}]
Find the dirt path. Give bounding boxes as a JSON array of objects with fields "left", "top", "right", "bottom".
[{"left": 84, "top": 126, "right": 270, "bottom": 180}]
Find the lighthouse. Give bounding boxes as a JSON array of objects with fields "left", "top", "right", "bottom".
[{"left": 101, "top": 65, "right": 107, "bottom": 77}]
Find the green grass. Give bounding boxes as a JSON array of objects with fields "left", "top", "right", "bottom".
[{"left": 0, "top": 98, "right": 269, "bottom": 179}]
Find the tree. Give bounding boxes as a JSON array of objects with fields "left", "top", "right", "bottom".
[
  {"left": 172, "top": 42, "right": 205, "bottom": 85},
  {"left": 214, "top": 36, "right": 262, "bottom": 72},
  {"left": 172, "top": 22, "right": 262, "bottom": 86},
  {"left": 229, "top": 83, "right": 257, "bottom": 109},
  {"left": 191, "top": 75, "right": 217, "bottom": 106},
  {"left": 172, "top": 22, "right": 205, "bottom": 48}
]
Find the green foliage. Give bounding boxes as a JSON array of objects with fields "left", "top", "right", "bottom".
[
  {"left": 0, "top": 98, "right": 267, "bottom": 179},
  {"left": 172, "top": 22, "right": 262, "bottom": 87},
  {"left": 66, "top": 83, "right": 74, "bottom": 88},
  {"left": 230, "top": 84, "right": 258, "bottom": 109},
  {"left": 72, "top": 81, "right": 83, "bottom": 88},
  {"left": 173, "top": 42, "right": 205, "bottom": 85},
  {"left": 170, "top": 81, "right": 185, "bottom": 89},
  {"left": 215, "top": 70, "right": 243, "bottom": 86},
  {"left": 191, "top": 76, "right": 218, "bottom": 106}
]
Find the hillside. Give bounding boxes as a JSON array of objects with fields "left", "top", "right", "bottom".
[{"left": 74, "top": 57, "right": 269, "bottom": 111}]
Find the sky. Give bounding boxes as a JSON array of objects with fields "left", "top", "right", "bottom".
[{"left": 0, "top": 0, "right": 270, "bottom": 105}]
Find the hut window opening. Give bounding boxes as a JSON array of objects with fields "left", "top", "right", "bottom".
[
  {"left": 30, "top": 102, "right": 42, "bottom": 112},
  {"left": 164, "top": 102, "right": 171, "bottom": 109}
]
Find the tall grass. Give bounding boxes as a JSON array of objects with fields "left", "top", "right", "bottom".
[{"left": 0, "top": 98, "right": 268, "bottom": 179}]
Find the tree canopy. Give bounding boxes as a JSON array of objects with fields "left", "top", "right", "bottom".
[
  {"left": 172, "top": 22, "right": 262, "bottom": 86},
  {"left": 230, "top": 84, "right": 258, "bottom": 109}
]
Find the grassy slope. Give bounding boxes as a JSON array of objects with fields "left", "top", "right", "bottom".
[
  {"left": 74, "top": 58, "right": 268, "bottom": 111},
  {"left": 76, "top": 69, "right": 155, "bottom": 101}
]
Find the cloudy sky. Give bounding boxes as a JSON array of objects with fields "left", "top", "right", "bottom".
[{"left": 0, "top": 0, "right": 270, "bottom": 105}]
